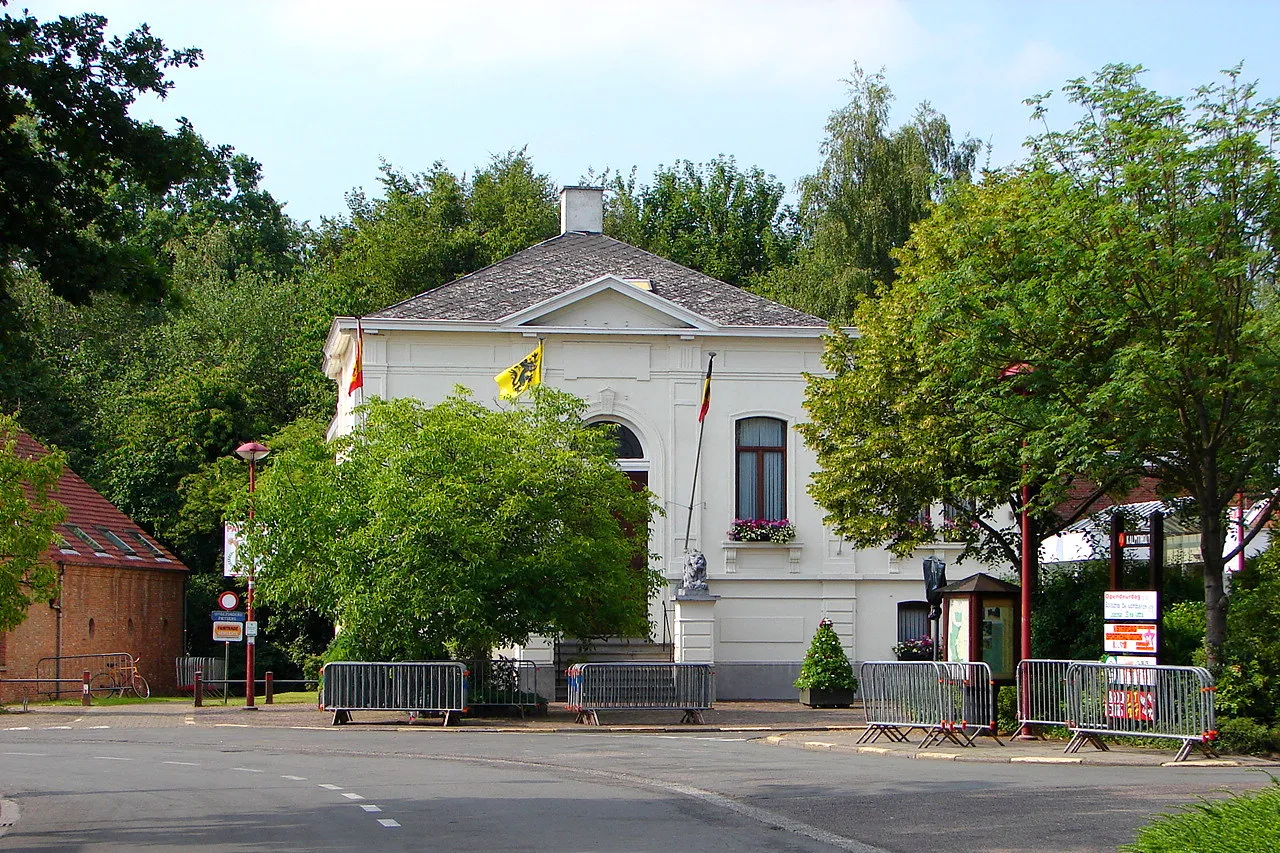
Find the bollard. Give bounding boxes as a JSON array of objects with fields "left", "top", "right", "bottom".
[
  {"left": 82, "top": 670, "right": 91, "bottom": 706},
  {"left": 194, "top": 670, "right": 203, "bottom": 708},
  {"left": 265, "top": 671, "right": 274, "bottom": 705}
]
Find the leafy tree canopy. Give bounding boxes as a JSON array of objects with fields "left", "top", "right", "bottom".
[
  {"left": 0, "top": 414, "right": 65, "bottom": 631},
  {"left": 0, "top": 3, "right": 206, "bottom": 310},
  {"left": 242, "top": 389, "right": 661, "bottom": 661},
  {"left": 601, "top": 156, "right": 796, "bottom": 287},
  {"left": 312, "top": 150, "right": 558, "bottom": 317},
  {"left": 757, "top": 65, "right": 982, "bottom": 321},
  {"left": 802, "top": 64, "right": 1280, "bottom": 665}
]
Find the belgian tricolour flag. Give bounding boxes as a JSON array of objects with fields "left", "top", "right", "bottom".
[
  {"left": 495, "top": 341, "right": 543, "bottom": 399},
  {"left": 697, "top": 355, "right": 714, "bottom": 422}
]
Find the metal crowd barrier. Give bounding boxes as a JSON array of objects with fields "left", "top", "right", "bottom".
[
  {"left": 1064, "top": 662, "right": 1217, "bottom": 762},
  {"left": 36, "top": 653, "right": 134, "bottom": 698},
  {"left": 857, "top": 661, "right": 1001, "bottom": 749},
  {"left": 1016, "top": 659, "right": 1075, "bottom": 731},
  {"left": 176, "top": 656, "right": 227, "bottom": 699},
  {"left": 566, "top": 662, "right": 714, "bottom": 725},
  {"left": 468, "top": 659, "right": 551, "bottom": 717},
  {"left": 320, "top": 661, "right": 468, "bottom": 726}
]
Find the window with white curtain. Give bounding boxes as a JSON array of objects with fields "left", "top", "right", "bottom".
[{"left": 736, "top": 417, "right": 786, "bottom": 520}]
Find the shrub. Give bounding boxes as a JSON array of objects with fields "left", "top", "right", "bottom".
[
  {"left": 1215, "top": 717, "right": 1280, "bottom": 756},
  {"left": 1120, "top": 779, "right": 1280, "bottom": 853},
  {"left": 795, "top": 619, "right": 857, "bottom": 691}
]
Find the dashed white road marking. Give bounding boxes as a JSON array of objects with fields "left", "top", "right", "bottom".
[
  {"left": 377, "top": 819, "right": 400, "bottom": 828},
  {"left": 4, "top": 728, "right": 31, "bottom": 732},
  {"left": 231, "top": 767, "right": 263, "bottom": 773},
  {"left": 214, "top": 724, "right": 249, "bottom": 729},
  {"left": 359, "top": 805, "right": 382, "bottom": 813},
  {"left": 163, "top": 761, "right": 200, "bottom": 766},
  {"left": 281, "top": 775, "right": 307, "bottom": 781},
  {"left": 87, "top": 726, "right": 109, "bottom": 730},
  {"left": 45, "top": 726, "right": 72, "bottom": 730},
  {"left": 2, "top": 752, "right": 45, "bottom": 757},
  {"left": 94, "top": 756, "right": 132, "bottom": 761},
  {"left": 184, "top": 717, "right": 195, "bottom": 725},
  {"left": 319, "top": 784, "right": 343, "bottom": 791},
  {"left": 341, "top": 792, "right": 365, "bottom": 800}
]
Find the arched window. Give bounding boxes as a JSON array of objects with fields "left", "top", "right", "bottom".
[
  {"left": 589, "top": 421, "right": 644, "bottom": 459},
  {"left": 736, "top": 417, "right": 786, "bottom": 520}
]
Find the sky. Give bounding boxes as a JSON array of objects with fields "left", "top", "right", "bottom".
[{"left": 19, "top": 0, "right": 1280, "bottom": 226}]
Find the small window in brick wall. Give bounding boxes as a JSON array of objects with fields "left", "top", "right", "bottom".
[{"left": 88, "top": 618, "right": 95, "bottom": 638}]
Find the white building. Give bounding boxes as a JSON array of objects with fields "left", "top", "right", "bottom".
[{"left": 323, "top": 187, "right": 980, "bottom": 698}]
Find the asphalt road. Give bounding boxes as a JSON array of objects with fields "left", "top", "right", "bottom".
[{"left": 1, "top": 723, "right": 1272, "bottom": 852}]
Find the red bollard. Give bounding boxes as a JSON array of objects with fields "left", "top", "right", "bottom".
[
  {"left": 82, "top": 670, "right": 91, "bottom": 706},
  {"left": 194, "top": 670, "right": 203, "bottom": 707},
  {"left": 265, "top": 672, "right": 274, "bottom": 705}
]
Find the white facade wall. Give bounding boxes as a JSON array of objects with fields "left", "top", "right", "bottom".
[{"left": 326, "top": 297, "right": 987, "bottom": 696}]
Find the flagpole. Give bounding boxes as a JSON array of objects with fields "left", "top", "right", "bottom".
[{"left": 683, "top": 352, "right": 716, "bottom": 552}]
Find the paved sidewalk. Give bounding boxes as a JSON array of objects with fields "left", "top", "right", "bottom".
[{"left": 3, "top": 699, "right": 1275, "bottom": 768}]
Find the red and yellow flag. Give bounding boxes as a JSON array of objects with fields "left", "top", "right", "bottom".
[{"left": 348, "top": 321, "right": 364, "bottom": 395}]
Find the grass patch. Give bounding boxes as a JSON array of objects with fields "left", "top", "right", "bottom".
[{"left": 1121, "top": 778, "right": 1280, "bottom": 853}]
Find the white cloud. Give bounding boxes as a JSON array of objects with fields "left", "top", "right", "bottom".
[{"left": 268, "top": 0, "right": 928, "bottom": 86}]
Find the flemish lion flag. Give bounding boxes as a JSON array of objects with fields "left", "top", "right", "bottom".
[{"left": 495, "top": 341, "right": 543, "bottom": 399}]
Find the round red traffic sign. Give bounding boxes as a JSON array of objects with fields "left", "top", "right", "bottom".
[{"left": 218, "top": 590, "right": 240, "bottom": 611}]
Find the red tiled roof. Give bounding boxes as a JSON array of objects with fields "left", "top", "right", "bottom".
[
  {"left": 14, "top": 432, "right": 188, "bottom": 573},
  {"left": 1056, "top": 477, "right": 1164, "bottom": 523}
]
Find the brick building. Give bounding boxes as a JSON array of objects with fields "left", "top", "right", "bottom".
[{"left": 0, "top": 433, "right": 188, "bottom": 702}]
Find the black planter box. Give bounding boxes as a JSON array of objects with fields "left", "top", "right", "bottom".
[{"left": 798, "top": 687, "right": 857, "bottom": 708}]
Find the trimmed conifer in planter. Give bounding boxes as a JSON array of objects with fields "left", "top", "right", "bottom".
[{"left": 794, "top": 618, "right": 858, "bottom": 708}]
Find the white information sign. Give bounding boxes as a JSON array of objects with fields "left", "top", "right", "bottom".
[
  {"left": 223, "top": 523, "right": 245, "bottom": 578},
  {"left": 245, "top": 620, "right": 258, "bottom": 638},
  {"left": 213, "top": 621, "right": 244, "bottom": 642},
  {"left": 1104, "top": 590, "right": 1158, "bottom": 621}
]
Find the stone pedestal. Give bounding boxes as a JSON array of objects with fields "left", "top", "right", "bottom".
[{"left": 674, "top": 589, "right": 719, "bottom": 664}]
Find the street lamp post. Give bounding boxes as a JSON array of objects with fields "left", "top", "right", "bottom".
[{"left": 235, "top": 441, "right": 270, "bottom": 709}]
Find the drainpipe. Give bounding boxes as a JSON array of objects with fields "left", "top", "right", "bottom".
[{"left": 53, "top": 561, "right": 65, "bottom": 698}]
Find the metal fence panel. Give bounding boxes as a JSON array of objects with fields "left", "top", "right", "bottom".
[
  {"left": 566, "top": 662, "right": 714, "bottom": 724},
  {"left": 1064, "top": 662, "right": 1217, "bottom": 761},
  {"left": 321, "top": 661, "right": 468, "bottom": 725},
  {"left": 467, "top": 659, "right": 551, "bottom": 712},
  {"left": 1016, "top": 659, "right": 1075, "bottom": 729},
  {"left": 857, "top": 661, "right": 1000, "bottom": 749},
  {"left": 36, "top": 653, "right": 134, "bottom": 697},
  {"left": 175, "top": 656, "right": 227, "bottom": 698}
]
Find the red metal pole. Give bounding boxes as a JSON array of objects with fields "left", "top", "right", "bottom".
[
  {"left": 245, "top": 458, "right": 256, "bottom": 709},
  {"left": 265, "top": 671, "right": 274, "bottom": 704},
  {"left": 82, "top": 670, "right": 91, "bottom": 706},
  {"left": 194, "top": 670, "right": 203, "bottom": 707},
  {"left": 1020, "top": 478, "right": 1033, "bottom": 663}
]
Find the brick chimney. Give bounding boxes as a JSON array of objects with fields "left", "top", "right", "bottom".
[{"left": 559, "top": 186, "right": 604, "bottom": 234}]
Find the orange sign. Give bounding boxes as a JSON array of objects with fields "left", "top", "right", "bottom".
[
  {"left": 1103, "top": 622, "right": 1158, "bottom": 655},
  {"left": 213, "top": 621, "right": 244, "bottom": 642}
]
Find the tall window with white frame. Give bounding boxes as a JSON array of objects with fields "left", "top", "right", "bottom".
[{"left": 736, "top": 416, "right": 787, "bottom": 520}]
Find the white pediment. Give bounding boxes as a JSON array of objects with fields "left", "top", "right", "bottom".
[{"left": 498, "top": 275, "right": 714, "bottom": 331}]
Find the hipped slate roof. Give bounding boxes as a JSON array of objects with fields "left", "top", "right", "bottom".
[
  {"left": 369, "top": 231, "right": 828, "bottom": 328},
  {"left": 15, "top": 432, "right": 188, "bottom": 572}
]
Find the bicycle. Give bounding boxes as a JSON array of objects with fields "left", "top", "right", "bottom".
[{"left": 89, "top": 657, "right": 150, "bottom": 699}]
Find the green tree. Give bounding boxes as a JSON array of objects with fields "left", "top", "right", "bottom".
[
  {"left": 757, "top": 66, "right": 981, "bottom": 321},
  {"left": 0, "top": 414, "right": 66, "bottom": 631},
  {"left": 0, "top": 4, "right": 207, "bottom": 395},
  {"left": 243, "top": 389, "right": 661, "bottom": 661},
  {"left": 602, "top": 157, "right": 796, "bottom": 286},
  {"left": 803, "top": 64, "right": 1280, "bottom": 666},
  {"left": 313, "top": 150, "right": 558, "bottom": 318}
]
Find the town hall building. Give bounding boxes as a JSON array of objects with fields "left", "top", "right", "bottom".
[{"left": 322, "top": 187, "right": 978, "bottom": 698}]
